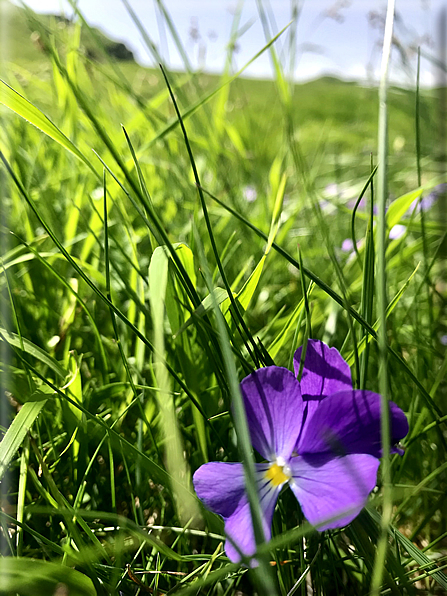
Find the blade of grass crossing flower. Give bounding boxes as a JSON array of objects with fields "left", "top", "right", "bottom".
[
  {"left": 372, "top": 1, "right": 395, "bottom": 593},
  {"left": 193, "top": 225, "right": 278, "bottom": 593}
]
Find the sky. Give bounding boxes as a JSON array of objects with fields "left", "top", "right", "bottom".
[{"left": 9, "top": 0, "right": 447, "bottom": 86}]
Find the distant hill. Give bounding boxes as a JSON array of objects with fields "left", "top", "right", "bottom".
[
  {"left": 0, "top": 0, "right": 438, "bottom": 161},
  {"left": 0, "top": 0, "right": 135, "bottom": 65}
]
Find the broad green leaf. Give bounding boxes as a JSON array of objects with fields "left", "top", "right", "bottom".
[
  {"left": 386, "top": 188, "right": 422, "bottom": 229},
  {"left": 63, "top": 351, "right": 84, "bottom": 426},
  {"left": 174, "top": 242, "right": 197, "bottom": 287},
  {"left": 268, "top": 283, "right": 315, "bottom": 360},
  {"left": 236, "top": 172, "right": 286, "bottom": 311},
  {"left": 0, "top": 557, "right": 96, "bottom": 596},
  {"left": 0, "top": 79, "right": 97, "bottom": 177},
  {"left": 149, "top": 247, "right": 201, "bottom": 526},
  {"left": 150, "top": 243, "right": 197, "bottom": 335},
  {"left": 0, "top": 400, "right": 47, "bottom": 480},
  {"left": 386, "top": 176, "right": 447, "bottom": 228},
  {"left": 149, "top": 245, "right": 170, "bottom": 329},
  {"left": 236, "top": 254, "right": 267, "bottom": 312}
]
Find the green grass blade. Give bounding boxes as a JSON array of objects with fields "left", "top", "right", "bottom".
[
  {"left": 0, "top": 79, "right": 97, "bottom": 176},
  {"left": 0, "top": 400, "right": 47, "bottom": 480},
  {"left": 372, "top": 1, "right": 395, "bottom": 592}
]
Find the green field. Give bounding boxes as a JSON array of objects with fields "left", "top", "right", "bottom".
[{"left": 0, "top": 1, "right": 446, "bottom": 595}]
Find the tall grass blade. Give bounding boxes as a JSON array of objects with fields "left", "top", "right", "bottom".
[{"left": 371, "top": 1, "right": 395, "bottom": 592}]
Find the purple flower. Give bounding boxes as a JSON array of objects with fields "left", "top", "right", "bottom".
[{"left": 193, "top": 340, "right": 408, "bottom": 562}]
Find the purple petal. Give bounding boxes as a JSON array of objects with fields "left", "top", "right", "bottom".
[
  {"left": 290, "top": 453, "right": 380, "bottom": 529},
  {"left": 193, "top": 462, "right": 281, "bottom": 562},
  {"left": 240, "top": 367, "right": 304, "bottom": 460},
  {"left": 297, "top": 390, "right": 409, "bottom": 458},
  {"left": 293, "top": 340, "right": 352, "bottom": 401},
  {"left": 193, "top": 462, "right": 246, "bottom": 518},
  {"left": 225, "top": 467, "right": 281, "bottom": 562}
]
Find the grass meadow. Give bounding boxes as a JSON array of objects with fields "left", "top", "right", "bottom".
[{"left": 0, "top": 1, "right": 446, "bottom": 594}]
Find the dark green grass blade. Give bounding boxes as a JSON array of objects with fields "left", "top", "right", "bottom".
[{"left": 159, "top": 64, "right": 265, "bottom": 368}]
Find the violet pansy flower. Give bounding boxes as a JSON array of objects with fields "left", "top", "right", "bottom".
[{"left": 193, "top": 339, "right": 409, "bottom": 562}]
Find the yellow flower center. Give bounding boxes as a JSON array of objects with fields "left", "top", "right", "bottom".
[{"left": 265, "top": 462, "right": 291, "bottom": 487}]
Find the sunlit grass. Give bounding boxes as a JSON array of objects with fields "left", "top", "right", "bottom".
[{"left": 0, "top": 0, "right": 446, "bottom": 594}]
